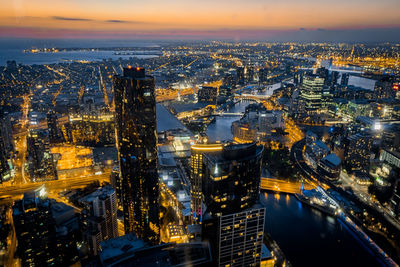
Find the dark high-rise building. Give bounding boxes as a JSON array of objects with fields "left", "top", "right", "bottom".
[
  {"left": 200, "top": 142, "right": 265, "bottom": 267},
  {"left": 258, "top": 67, "right": 269, "bottom": 84},
  {"left": 114, "top": 67, "right": 160, "bottom": 244},
  {"left": 236, "top": 67, "right": 245, "bottom": 85},
  {"left": 47, "top": 110, "right": 60, "bottom": 144},
  {"left": 0, "top": 127, "right": 10, "bottom": 184},
  {"left": 13, "top": 192, "right": 79, "bottom": 266},
  {"left": 294, "top": 70, "right": 304, "bottom": 85},
  {"left": 316, "top": 67, "right": 329, "bottom": 83},
  {"left": 202, "top": 143, "right": 264, "bottom": 215},
  {"left": 341, "top": 73, "right": 350, "bottom": 86},
  {"left": 0, "top": 114, "right": 13, "bottom": 184},
  {"left": 245, "top": 66, "right": 255, "bottom": 83},
  {"left": 330, "top": 71, "right": 340, "bottom": 87}
]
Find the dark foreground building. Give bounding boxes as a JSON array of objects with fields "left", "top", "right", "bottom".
[
  {"left": 114, "top": 67, "right": 160, "bottom": 244},
  {"left": 13, "top": 191, "right": 79, "bottom": 266},
  {"left": 99, "top": 234, "right": 212, "bottom": 267},
  {"left": 200, "top": 142, "right": 266, "bottom": 267}
]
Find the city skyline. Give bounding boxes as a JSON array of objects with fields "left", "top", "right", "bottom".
[
  {"left": 1, "top": 0, "right": 400, "bottom": 41},
  {"left": 1, "top": 1, "right": 400, "bottom": 264}
]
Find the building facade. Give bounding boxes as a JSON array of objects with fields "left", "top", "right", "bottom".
[
  {"left": 300, "top": 74, "right": 324, "bottom": 113},
  {"left": 79, "top": 185, "right": 118, "bottom": 255},
  {"left": 190, "top": 144, "right": 223, "bottom": 224},
  {"left": 114, "top": 67, "right": 160, "bottom": 244}
]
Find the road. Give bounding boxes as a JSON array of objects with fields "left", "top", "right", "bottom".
[
  {"left": 260, "top": 178, "right": 314, "bottom": 194},
  {"left": 0, "top": 170, "right": 111, "bottom": 199},
  {"left": 13, "top": 93, "right": 32, "bottom": 185}
]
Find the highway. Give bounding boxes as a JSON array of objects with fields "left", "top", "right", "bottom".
[
  {"left": 0, "top": 170, "right": 111, "bottom": 199},
  {"left": 13, "top": 93, "right": 32, "bottom": 185}
]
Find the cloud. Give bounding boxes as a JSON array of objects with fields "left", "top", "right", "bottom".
[
  {"left": 105, "top": 19, "right": 150, "bottom": 24},
  {"left": 51, "top": 16, "right": 93, "bottom": 21},
  {"left": 50, "top": 17, "right": 146, "bottom": 24},
  {"left": 105, "top": 20, "right": 127, "bottom": 23}
]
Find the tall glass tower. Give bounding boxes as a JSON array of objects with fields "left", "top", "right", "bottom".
[
  {"left": 114, "top": 67, "right": 159, "bottom": 244},
  {"left": 300, "top": 74, "right": 325, "bottom": 113},
  {"left": 201, "top": 142, "right": 265, "bottom": 266}
]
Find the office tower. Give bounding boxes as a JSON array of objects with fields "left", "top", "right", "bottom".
[
  {"left": 259, "top": 67, "right": 269, "bottom": 84},
  {"left": 114, "top": 67, "right": 160, "bottom": 244},
  {"left": 47, "top": 110, "right": 60, "bottom": 144},
  {"left": 300, "top": 74, "right": 324, "bottom": 113},
  {"left": 198, "top": 86, "right": 218, "bottom": 103},
  {"left": 245, "top": 66, "right": 255, "bottom": 83},
  {"left": 79, "top": 185, "right": 118, "bottom": 255},
  {"left": 27, "top": 129, "right": 57, "bottom": 181},
  {"left": 345, "top": 132, "right": 373, "bottom": 171},
  {"left": 69, "top": 110, "right": 115, "bottom": 146},
  {"left": 201, "top": 142, "right": 265, "bottom": 267},
  {"left": 190, "top": 144, "right": 223, "bottom": 224},
  {"left": 236, "top": 67, "right": 245, "bottom": 85},
  {"left": 321, "top": 86, "right": 333, "bottom": 111}
]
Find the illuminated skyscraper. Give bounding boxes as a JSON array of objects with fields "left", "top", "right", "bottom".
[
  {"left": 114, "top": 67, "right": 159, "bottom": 244},
  {"left": 190, "top": 143, "right": 223, "bottom": 224},
  {"left": 300, "top": 74, "right": 325, "bottom": 113}
]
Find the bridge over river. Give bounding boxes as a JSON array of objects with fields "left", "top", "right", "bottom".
[{"left": 260, "top": 178, "right": 315, "bottom": 194}]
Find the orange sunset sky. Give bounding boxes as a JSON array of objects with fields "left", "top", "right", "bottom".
[{"left": 0, "top": 0, "right": 399, "bottom": 40}]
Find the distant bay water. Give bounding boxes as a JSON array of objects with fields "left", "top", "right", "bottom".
[{"left": 0, "top": 38, "right": 162, "bottom": 66}]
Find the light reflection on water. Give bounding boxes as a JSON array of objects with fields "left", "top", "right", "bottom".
[
  {"left": 260, "top": 193, "right": 380, "bottom": 267},
  {"left": 206, "top": 100, "right": 255, "bottom": 143}
]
